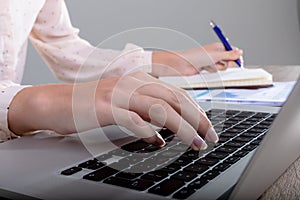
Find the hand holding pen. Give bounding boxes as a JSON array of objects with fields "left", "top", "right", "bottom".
[{"left": 210, "top": 20, "right": 244, "bottom": 68}]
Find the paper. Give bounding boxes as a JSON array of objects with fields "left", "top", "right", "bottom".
[
  {"left": 188, "top": 82, "right": 296, "bottom": 106},
  {"left": 159, "top": 68, "right": 273, "bottom": 89}
]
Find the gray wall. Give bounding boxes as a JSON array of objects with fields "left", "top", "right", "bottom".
[{"left": 23, "top": 0, "right": 300, "bottom": 85}]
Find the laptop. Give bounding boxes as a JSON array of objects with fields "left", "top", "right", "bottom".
[{"left": 0, "top": 77, "right": 299, "bottom": 200}]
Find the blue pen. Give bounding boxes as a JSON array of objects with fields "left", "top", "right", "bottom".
[{"left": 210, "top": 20, "right": 243, "bottom": 67}]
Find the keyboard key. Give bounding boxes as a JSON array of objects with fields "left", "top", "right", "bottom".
[
  {"left": 146, "top": 156, "right": 170, "bottom": 165},
  {"left": 159, "top": 129, "right": 174, "bottom": 139},
  {"left": 104, "top": 177, "right": 154, "bottom": 191},
  {"left": 184, "top": 163, "right": 209, "bottom": 174},
  {"left": 141, "top": 170, "right": 169, "bottom": 181},
  {"left": 237, "top": 111, "right": 255, "bottom": 117},
  {"left": 171, "top": 170, "right": 197, "bottom": 182},
  {"left": 234, "top": 124, "right": 251, "bottom": 130},
  {"left": 87, "top": 161, "right": 105, "bottom": 170},
  {"left": 233, "top": 136, "right": 253, "bottom": 143},
  {"left": 254, "top": 124, "right": 270, "bottom": 130},
  {"left": 225, "top": 128, "right": 243, "bottom": 134},
  {"left": 201, "top": 170, "right": 220, "bottom": 181},
  {"left": 213, "top": 163, "right": 231, "bottom": 172},
  {"left": 239, "top": 121, "right": 256, "bottom": 126},
  {"left": 142, "top": 144, "right": 162, "bottom": 152},
  {"left": 251, "top": 139, "right": 261, "bottom": 145},
  {"left": 247, "top": 128, "right": 264, "bottom": 133},
  {"left": 83, "top": 166, "right": 118, "bottom": 182},
  {"left": 225, "top": 110, "right": 240, "bottom": 115},
  {"left": 247, "top": 117, "right": 262, "bottom": 122},
  {"left": 241, "top": 132, "right": 261, "bottom": 138},
  {"left": 225, "top": 141, "right": 245, "bottom": 148},
  {"left": 148, "top": 179, "right": 185, "bottom": 196},
  {"left": 235, "top": 150, "right": 249, "bottom": 157},
  {"left": 196, "top": 158, "right": 219, "bottom": 166},
  {"left": 121, "top": 140, "right": 150, "bottom": 152},
  {"left": 78, "top": 159, "right": 98, "bottom": 169},
  {"left": 188, "top": 178, "right": 208, "bottom": 190},
  {"left": 61, "top": 166, "right": 82, "bottom": 176},
  {"left": 129, "top": 161, "right": 156, "bottom": 172},
  {"left": 224, "top": 156, "right": 240, "bottom": 164},
  {"left": 110, "top": 149, "right": 131, "bottom": 157},
  {"left": 218, "top": 136, "right": 231, "bottom": 143},
  {"left": 243, "top": 144, "right": 258, "bottom": 152},
  {"left": 160, "top": 163, "right": 181, "bottom": 174},
  {"left": 118, "top": 155, "right": 144, "bottom": 166},
  {"left": 170, "top": 143, "right": 190, "bottom": 152},
  {"left": 220, "top": 132, "right": 239, "bottom": 137},
  {"left": 95, "top": 154, "right": 112, "bottom": 162},
  {"left": 173, "top": 157, "right": 193, "bottom": 166},
  {"left": 216, "top": 146, "right": 238, "bottom": 153},
  {"left": 173, "top": 187, "right": 196, "bottom": 199},
  {"left": 182, "top": 150, "right": 202, "bottom": 159},
  {"left": 260, "top": 120, "right": 273, "bottom": 126},
  {"left": 207, "top": 151, "right": 229, "bottom": 160},
  {"left": 253, "top": 113, "right": 269, "bottom": 118},
  {"left": 159, "top": 150, "right": 180, "bottom": 158},
  {"left": 115, "top": 171, "right": 142, "bottom": 180}
]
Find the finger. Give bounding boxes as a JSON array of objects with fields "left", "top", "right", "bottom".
[
  {"left": 128, "top": 94, "right": 209, "bottom": 150},
  {"left": 216, "top": 61, "right": 229, "bottom": 71},
  {"left": 133, "top": 72, "right": 201, "bottom": 109},
  {"left": 202, "top": 65, "right": 218, "bottom": 73},
  {"left": 134, "top": 82, "right": 210, "bottom": 133},
  {"left": 112, "top": 107, "right": 166, "bottom": 147},
  {"left": 133, "top": 74, "right": 216, "bottom": 138},
  {"left": 123, "top": 72, "right": 218, "bottom": 144},
  {"left": 214, "top": 49, "right": 243, "bottom": 63}
]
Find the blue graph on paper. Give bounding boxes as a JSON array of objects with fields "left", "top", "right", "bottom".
[{"left": 189, "top": 82, "right": 296, "bottom": 106}]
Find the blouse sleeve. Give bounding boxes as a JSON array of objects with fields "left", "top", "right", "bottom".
[
  {"left": 0, "top": 81, "right": 30, "bottom": 142},
  {"left": 29, "top": 0, "right": 153, "bottom": 83}
]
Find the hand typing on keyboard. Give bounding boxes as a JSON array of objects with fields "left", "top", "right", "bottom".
[
  {"left": 72, "top": 71, "right": 219, "bottom": 151},
  {"left": 9, "top": 71, "right": 218, "bottom": 151}
]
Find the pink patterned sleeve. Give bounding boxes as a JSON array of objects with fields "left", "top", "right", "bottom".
[{"left": 29, "top": 0, "right": 153, "bottom": 83}]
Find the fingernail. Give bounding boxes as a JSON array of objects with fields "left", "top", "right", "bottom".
[
  {"left": 238, "top": 49, "right": 243, "bottom": 54},
  {"left": 205, "top": 127, "right": 219, "bottom": 143},
  {"left": 155, "top": 131, "right": 166, "bottom": 147},
  {"left": 193, "top": 135, "right": 208, "bottom": 150}
]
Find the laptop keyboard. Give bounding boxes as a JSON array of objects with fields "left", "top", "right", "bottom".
[{"left": 60, "top": 109, "right": 276, "bottom": 199}]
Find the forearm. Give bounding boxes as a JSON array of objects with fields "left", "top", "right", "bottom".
[
  {"left": 7, "top": 84, "right": 76, "bottom": 136},
  {"left": 151, "top": 51, "right": 197, "bottom": 77}
]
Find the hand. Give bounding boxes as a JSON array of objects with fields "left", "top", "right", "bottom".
[
  {"left": 8, "top": 72, "right": 218, "bottom": 150},
  {"left": 151, "top": 42, "right": 243, "bottom": 76}
]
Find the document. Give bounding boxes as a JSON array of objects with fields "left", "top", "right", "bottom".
[
  {"left": 188, "top": 82, "right": 296, "bottom": 106},
  {"left": 159, "top": 68, "right": 273, "bottom": 89}
]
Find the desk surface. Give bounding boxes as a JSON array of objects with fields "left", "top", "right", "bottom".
[
  {"left": 250, "top": 65, "right": 300, "bottom": 199},
  {"left": 251, "top": 65, "right": 300, "bottom": 82}
]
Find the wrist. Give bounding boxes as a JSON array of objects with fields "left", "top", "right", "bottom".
[{"left": 151, "top": 51, "right": 193, "bottom": 77}]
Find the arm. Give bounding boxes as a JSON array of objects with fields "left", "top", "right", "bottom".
[
  {"left": 0, "top": 81, "right": 30, "bottom": 142},
  {"left": 8, "top": 72, "right": 219, "bottom": 150},
  {"left": 30, "top": 1, "right": 242, "bottom": 81},
  {"left": 151, "top": 43, "right": 243, "bottom": 77},
  {"left": 29, "top": 0, "right": 152, "bottom": 82}
]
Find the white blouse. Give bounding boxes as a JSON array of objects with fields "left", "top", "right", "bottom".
[{"left": 0, "top": 0, "right": 152, "bottom": 141}]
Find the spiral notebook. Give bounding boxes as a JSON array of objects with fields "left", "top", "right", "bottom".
[{"left": 159, "top": 68, "right": 273, "bottom": 89}]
